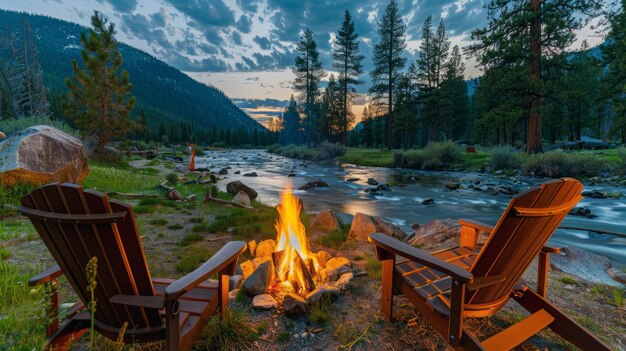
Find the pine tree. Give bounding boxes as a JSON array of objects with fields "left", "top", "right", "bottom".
[
  {"left": 135, "top": 109, "right": 148, "bottom": 140},
  {"left": 439, "top": 45, "right": 469, "bottom": 141},
  {"left": 468, "top": 0, "right": 603, "bottom": 152},
  {"left": 332, "top": 10, "right": 364, "bottom": 145},
  {"left": 603, "top": 1, "right": 626, "bottom": 143},
  {"left": 319, "top": 74, "right": 343, "bottom": 141},
  {"left": 280, "top": 95, "right": 301, "bottom": 145},
  {"left": 369, "top": 0, "right": 407, "bottom": 149},
  {"left": 63, "top": 11, "right": 136, "bottom": 152},
  {"left": 416, "top": 16, "right": 450, "bottom": 142},
  {"left": 293, "top": 28, "right": 325, "bottom": 145}
]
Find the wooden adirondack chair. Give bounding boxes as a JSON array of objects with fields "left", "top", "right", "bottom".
[
  {"left": 18, "top": 183, "right": 247, "bottom": 351},
  {"left": 369, "top": 178, "right": 611, "bottom": 351}
]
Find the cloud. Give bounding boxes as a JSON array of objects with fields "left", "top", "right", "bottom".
[
  {"left": 232, "top": 30, "right": 243, "bottom": 46},
  {"left": 105, "top": 0, "right": 137, "bottom": 12},
  {"left": 149, "top": 8, "right": 168, "bottom": 28},
  {"left": 121, "top": 13, "right": 172, "bottom": 49},
  {"left": 253, "top": 36, "right": 271, "bottom": 50},
  {"left": 236, "top": 14, "right": 252, "bottom": 33},
  {"left": 170, "top": 54, "right": 231, "bottom": 72},
  {"left": 165, "top": 0, "right": 235, "bottom": 27}
]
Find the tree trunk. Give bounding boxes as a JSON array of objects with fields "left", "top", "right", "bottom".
[{"left": 527, "top": 0, "right": 543, "bottom": 153}]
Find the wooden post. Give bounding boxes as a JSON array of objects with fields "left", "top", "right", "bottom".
[
  {"left": 165, "top": 300, "right": 180, "bottom": 351},
  {"left": 376, "top": 246, "right": 395, "bottom": 321},
  {"left": 219, "top": 274, "right": 229, "bottom": 318},
  {"left": 448, "top": 280, "right": 465, "bottom": 346}
]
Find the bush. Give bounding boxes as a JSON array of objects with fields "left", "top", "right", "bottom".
[
  {"left": 520, "top": 151, "right": 606, "bottom": 178},
  {"left": 0, "top": 115, "right": 79, "bottom": 138},
  {"left": 490, "top": 146, "right": 521, "bottom": 170},
  {"left": 267, "top": 142, "right": 346, "bottom": 161},
  {"left": 401, "top": 141, "right": 460, "bottom": 170}
]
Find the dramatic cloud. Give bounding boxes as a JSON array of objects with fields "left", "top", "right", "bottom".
[{"left": 105, "top": 0, "right": 137, "bottom": 12}]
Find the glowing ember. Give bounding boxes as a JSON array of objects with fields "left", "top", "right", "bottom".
[{"left": 274, "top": 184, "right": 319, "bottom": 294}]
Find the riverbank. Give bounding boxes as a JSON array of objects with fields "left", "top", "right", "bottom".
[
  {"left": 1, "top": 151, "right": 624, "bottom": 350},
  {"left": 269, "top": 144, "right": 626, "bottom": 183}
]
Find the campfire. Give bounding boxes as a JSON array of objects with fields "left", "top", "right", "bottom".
[
  {"left": 233, "top": 183, "right": 354, "bottom": 315},
  {"left": 273, "top": 184, "right": 319, "bottom": 294}
]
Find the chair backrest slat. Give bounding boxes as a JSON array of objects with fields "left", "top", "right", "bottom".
[
  {"left": 20, "top": 183, "right": 162, "bottom": 329},
  {"left": 467, "top": 178, "right": 582, "bottom": 306}
]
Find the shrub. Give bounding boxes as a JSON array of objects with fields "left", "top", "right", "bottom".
[
  {"left": 490, "top": 146, "right": 520, "bottom": 170},
  {"left": 0, "top": 115, "right": 79, "bottom": 138},
  {"left": 317, "top": 142, "right": 347, "bottom": 159},
  {"left": 520, "top": 151, "right": 606, "bottom": 178},
  {"left": 615, "top": 148, "right": 626, "bottom": 176},
  {"left": 201, "top": 307, "right": 259, "bottom": 350},
  {"left": 401, "top": 141, "right": 460, "bottom": 170},
  {"left": 267, "top": 142, "right": 346, "bottom": 161}
]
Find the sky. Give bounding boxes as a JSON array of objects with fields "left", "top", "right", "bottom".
[{"left": 0, "top": 0, "right": 611, "bottom": 126}]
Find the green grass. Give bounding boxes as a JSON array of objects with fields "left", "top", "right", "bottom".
[
  {"left": 309, "top": 297, "right": 334, "bottom": 324},
  {"left": 610, "top": 288, "right": 625, "bottom": 308},
  {"left": 189, "top": 217, "right": 204, "bottom": 223},
  {"left": 201, "top": 307, "right": 260, "bottom": 350},
  {"left": 0, "top": 262, "right": 47, "bottom": 348},
  {"left": 0, "top": 247, "right": 11, "bottom": 260},
  {"left": 560, "top": 276, "right": 577, "bottom": 285},
  {"left": 340, "top": 148, "right": 395, "bottom": 167},
  {"left": 83, "top": 164, "right": 162, "bottom": 194},
  {"left": 0, "top": 183, "right": 37, "bottom": 217},
  {"left": 167, "top": 223, "right": 184, "bottom": 230},
  {"left": 0, "top": 220, "right": 37, "bottom": 242},
  {"left": 149, "top": 218, "right": 168, "bottom": 226},
  {"left": 364, "top": 256, "right": 383, "bottom": 280},
  {"left": 206, "top": 206, "right": 278, "bottom": 240},
  {"left": 176, "top": 245, "right": 215, "bottom": 273},
  {"left": 178, "top": 233, "right": 204, "bottom": 247},
  {"left": 317, "top": 230, "right": 350, "bottom": 250}
]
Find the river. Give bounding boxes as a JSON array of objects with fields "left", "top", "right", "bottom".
[{"left": 197, "top": 149, "right": 626, "bottom": 268}]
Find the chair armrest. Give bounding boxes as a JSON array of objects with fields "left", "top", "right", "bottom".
[
  {"left": 164, "top": 241, "right": 246, "bottom": 301},
  {"left": 110, "top": 295, "right": 165, "bottom": 309},
  {"left": 458, "top": 218, "right": 494, "bottom": 233},
  {"left": 29, "top": 265, "right": 63, "bottom": 286},
  {"left": 368, "top": 233, "right": 473, "bottom": 284},
  {"left": 541, "top": 245, "right": 560, "bottom": 254}
]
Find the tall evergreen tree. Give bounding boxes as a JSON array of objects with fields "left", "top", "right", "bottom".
[
  {"left": 63, "top": 11, "right": 135, "bottom": 152},
  {"left": 416, "top": 16, "right": 450, "bottom": 141},
  {"left": 280, "top": 95, "right": 301, "bottom": 144},
  {"left": 332, "top": 10, "right": 364, "bottom": 145},
  {"left": 603, "top": 1, "right": 626, "bottom": 143},
  {"left": 319, "top": 74, "right": 343, "bottom": 141},
  {"left": 468, "top": 0, "right": 603, "bottom": 153},
  {"left": 439, "top": 45, "right": 469, "bottom": 141},
  {"left": 369, "top": 0, "right": 407, "bottom": 149},
  {"left": 293, "top": 28, "right": 325, "bottom": 145}
]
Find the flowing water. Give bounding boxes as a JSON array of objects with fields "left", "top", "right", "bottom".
[{"left": 197, "top": 149, "right": 626, "bottom": 268}]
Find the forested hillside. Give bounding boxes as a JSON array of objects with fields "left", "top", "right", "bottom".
[{"left": 0, "top": 9, "right": 263, "bottom": 137}]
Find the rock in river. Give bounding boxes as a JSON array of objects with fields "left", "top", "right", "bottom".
[
  {"left": 0, "top": 125, "right": 90, "bottom": 186},
  {"left": 298, "top": 179, "right": 328, "bottom": 190}
]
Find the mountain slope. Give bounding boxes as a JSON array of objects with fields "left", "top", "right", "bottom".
[{"left": 0, "top": 9, "right": 263, "bottom": 131}]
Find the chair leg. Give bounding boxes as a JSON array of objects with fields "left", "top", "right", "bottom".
[
  {"left": 514, "top": 288, "right": 611, "bottom": 351},
  {"left": 537, "top": 252, "right": 549, "bottom": 298},
  {"left": 165, "top": 300, "right": 180, "bottom": 351},
  {"left": 46, "top": 279, "right": 60, "bottom": 337},
  {"left": 218, "top": 273, "right": 229, "bottom": 319},
  {"left": 380, "top": 258, "right": 395, "bottom": 321},
  {"left": 46, "top": 317, "right": 89, "bottom": 351}
]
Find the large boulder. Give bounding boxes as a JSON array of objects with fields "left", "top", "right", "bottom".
[
  {"left": 551, "top": 246, "right": 624, "bottom": 287},
  {"left": 347, "top": 212, "right": 407, "bottom": 242},
  {"left": 310, "top": 210, "right": 342, "bottom": 233},
  {"left": 226, "top": 180, "right": 258, "bottom": 199},
  {"left": 408, "top": 219, "right": 461, "bottom": 248},
  {"left": 0, "top": 125, "right": 89, "bottom": 186}
]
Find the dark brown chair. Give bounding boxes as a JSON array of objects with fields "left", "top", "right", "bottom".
[
  {"left": 369, "top": 178, "right": 611, "bottom": 351},
  {"left": 18, "top": 183, "right": 246, "bottom": 351}
]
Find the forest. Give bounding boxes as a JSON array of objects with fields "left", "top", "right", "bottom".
[{"left": 273, "top": 0, "right": 626, "bottom": 153}]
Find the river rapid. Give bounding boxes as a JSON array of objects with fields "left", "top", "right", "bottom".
[{"left": 197, "top": 149, "right": 626, "bottom": 268}]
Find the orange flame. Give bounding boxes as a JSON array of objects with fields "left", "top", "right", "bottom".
[{"left": 274, "top": 184, "right": 318, "bottom": 294}]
